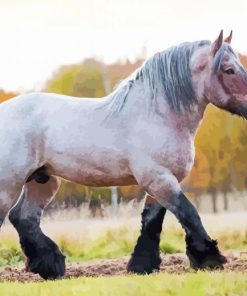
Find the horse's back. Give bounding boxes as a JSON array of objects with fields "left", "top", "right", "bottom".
[{"left": 0, "top": 92, "right": 134, "bottom": 187}]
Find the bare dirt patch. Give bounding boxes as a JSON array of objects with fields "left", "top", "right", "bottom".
[{"left": 0, "top": 253, "right": 246, "bottom": 282}]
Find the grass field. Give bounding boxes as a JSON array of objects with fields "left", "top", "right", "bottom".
[
  {"left": 0, "top": 208, "right": 246, "bottom": 295},
  {"left": 0, "top": 209, "right": 246, "bottom": 265},
  {"left": 0, "top": 272, "right": 247, "bottom": 296}
]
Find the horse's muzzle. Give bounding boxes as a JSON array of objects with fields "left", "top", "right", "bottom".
[{"left": 225, "top": 101, "right": 247, "bottom": 120}]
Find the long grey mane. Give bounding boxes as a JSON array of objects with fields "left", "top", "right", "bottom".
[{"left": 110, "top": 40, "right": 211, "bottom": 113}]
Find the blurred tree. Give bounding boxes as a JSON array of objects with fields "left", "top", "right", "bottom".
[
  {"left": 188, "top": 102, "right": 246, "bottom": 212},
  {"left": 0, "top": 90, "right": 17, "bottom": 103},
  {"left": 182, "top": 149, "right": 210, "bottom": 210},
  {"left": 194, "top": 105, "right": 223, "bottom": 212},
  {"left": 118, "top": 185, "right": 145, "bottom": 202},
  {"left": 46, "top": 60, "right": 106, "bottom": 98},
  {"left": 239, "top": 54, "right": 247, "bottom": 69}
]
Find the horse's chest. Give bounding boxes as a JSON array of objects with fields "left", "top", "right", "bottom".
[
  {"left": 171, "top": 148, "right": 194, "bottom": 181},
  {"left": 133, "top": 120, "right": 196, "bottom": 182},
  {"left": 156, "top": 137, "right": 195, "bottom": 182}
]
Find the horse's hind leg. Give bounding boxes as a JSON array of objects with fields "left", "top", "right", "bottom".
[
  {"left": 127, "top": 195, "right": 166, "bottom": 274},
  {"left": 0, "top": 183, "right": 23, "bottom": 229},
  {"left": 9, "top": 171, "right": 65, "bottom": 280}
]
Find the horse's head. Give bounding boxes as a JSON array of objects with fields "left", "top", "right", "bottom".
[{"left": 192, "top": 31, "right": 247, "bottom": 118}]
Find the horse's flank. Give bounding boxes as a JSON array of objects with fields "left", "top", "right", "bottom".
[{"left": 0, "top": 93, "right": 137, "bottom": 187}]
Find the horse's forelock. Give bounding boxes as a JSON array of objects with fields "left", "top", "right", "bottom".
[{"left": 213, "top": 44, "right": 237, "bottom": 74}]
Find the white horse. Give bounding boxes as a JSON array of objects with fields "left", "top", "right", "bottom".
[{"left": 1, "top": 30, "right": 246, "bottom": 279}]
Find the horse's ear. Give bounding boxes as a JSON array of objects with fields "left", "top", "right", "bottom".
[
  {"left": 224, "top": 30, "right": 233, "bottom": 44},
  {"left": 211, "top": 30, "right": 223, "bottom": 56}
]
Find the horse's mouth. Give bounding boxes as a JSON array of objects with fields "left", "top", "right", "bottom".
[{"left": 224, "top": 100, "right": 247, "bottom": 120}]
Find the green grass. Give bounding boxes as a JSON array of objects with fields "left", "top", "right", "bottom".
[
  {"left": 56, "top": 227, "right": 247, "bottom": 262},
  {"left": 0, "top": 238, "right": 24, "bottom": 267},
  {"left": 58, "top": 227, "right": 138, "bottom": 262},
  {"left": 0, "top": 216, "right": 246, "bottom": 295},
  {"left": 0, "top": 226, "right": 246, "bottom": 266},
  {"left": 58, "top": 226, "right": 183, "bottom": 262},
  {"left": 0, "top": 272, "right": 247, "bottom": 296}
]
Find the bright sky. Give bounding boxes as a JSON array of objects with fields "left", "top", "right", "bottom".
[{"left": 0, "top": 0, "right": 246, "bottom": 92}]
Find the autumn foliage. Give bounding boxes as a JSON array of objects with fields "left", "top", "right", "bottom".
[{"left": 0, "top": 90, "right": 17, "bottom": 103}]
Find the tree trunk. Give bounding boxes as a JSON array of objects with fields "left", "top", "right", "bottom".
[
  {"left": 210, "top": 188, "right": 218, "bottom": 213},
  {"left": 111, "top": 187, "right": 118, "bottom": 214},
  {"left": 223, "top": 191, "right": 228, "bottom": 211},
  {"left": 194, "top": 196, "right": 201, "bottom": 211}
]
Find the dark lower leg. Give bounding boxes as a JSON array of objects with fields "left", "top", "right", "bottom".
[
  {"left": 167, "top": 192, "right": 227, "bottom": 269},
  {"left": 9, "top": 177, "right": 65, "bottom": 280},
  {"left": 127, "top": 195, "right": 166, "bottom": 274}
]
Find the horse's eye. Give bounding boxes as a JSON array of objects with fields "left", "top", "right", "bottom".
[{"left": 224, "top": 68, "right": 235, "bottom": 75}]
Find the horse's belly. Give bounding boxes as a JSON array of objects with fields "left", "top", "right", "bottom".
[
  {"left": 54, "top": 168, "right": 137, "bottom": 187},
  {"left": 65, "top": 172, "right": 137, "bottom": 187},
  {"left": 48, "top": 152, "right": 137, "bottom": 187}
]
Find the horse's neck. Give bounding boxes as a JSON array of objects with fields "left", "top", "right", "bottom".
[
  {"left": 180, "top": 101, "right": 208, "bottom": 135},
  {"left": 105, "top": 82, "right": 208, "bottom": 137},
  {"left": 104, "top": 81, "right": 152, "bottom": 119},
  {"left": 154, "top": 94, "right": 209, "bottom": 137}
]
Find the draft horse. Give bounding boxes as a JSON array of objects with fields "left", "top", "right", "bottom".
[{"left": 0, "top": 31, "right": 246, "bottom": 279}]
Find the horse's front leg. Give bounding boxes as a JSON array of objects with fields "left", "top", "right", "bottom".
[
  {"left": 127, "top": 195, "right": 166, "bottom": 274},
  {"left": 135, "top": 167, "right": 227, "bottom": 270},
  {"left": 9, "top": 172, "right": 65, "bottom": 280}
]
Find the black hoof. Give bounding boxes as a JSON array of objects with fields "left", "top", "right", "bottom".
[
  {"left": 127, "top": 251, "right": 161, "bottom": 274},
  {"left": 27, "top": 248, "right": 66, "bottom": 280},
  {"left": 186, "top": 237, "right": 227, "bottom": 270}
]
